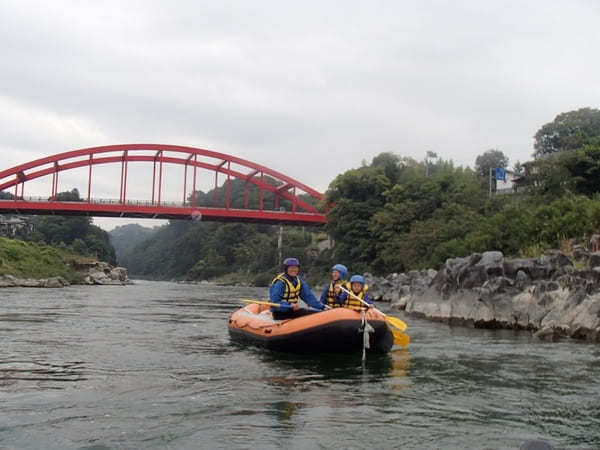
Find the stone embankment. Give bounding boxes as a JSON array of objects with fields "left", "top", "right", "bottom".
[
  {"left": 365, "top": 249, "right": 600, "bottom": 342},
  {"left": 0, "top": 261, "right": 130, "bottom": 288}
]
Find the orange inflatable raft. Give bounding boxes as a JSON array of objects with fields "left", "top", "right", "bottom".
[{"left": 228, "top": 303, "right": 394, "bottom": 354}]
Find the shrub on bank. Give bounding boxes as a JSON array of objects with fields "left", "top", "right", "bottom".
[{"left": 0, "top": 236, "right": 84, "bottom": 282}]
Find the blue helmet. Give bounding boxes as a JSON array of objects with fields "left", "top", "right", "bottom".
[
  {"left": 283, "top": 257, "right": 300, "bottom": 268},
  {"left": 350, "top": 274, "right": 365, "bottom": 285},
  {"left": 331, "top": 264, "right": 348, "bottom": 279}
]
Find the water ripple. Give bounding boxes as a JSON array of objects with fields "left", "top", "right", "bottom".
[{"left": 0, "top": 282, "right": 598, "bottom": 449}]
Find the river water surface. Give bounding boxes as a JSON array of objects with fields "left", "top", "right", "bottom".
[{"left": 1, "top": 281, "right": 599, "bottom": 449}]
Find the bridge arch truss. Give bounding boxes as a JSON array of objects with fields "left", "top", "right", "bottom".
[{"left": 0, "top": 144, "right": 327, "bottom": 225}]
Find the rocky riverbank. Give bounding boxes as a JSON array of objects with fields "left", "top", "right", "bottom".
[
  {"left": 365, "top": 248, "right": 600, "bottom": 342},
  {"left": 0, "top": 261, "right": 130, "bottom": 288}
]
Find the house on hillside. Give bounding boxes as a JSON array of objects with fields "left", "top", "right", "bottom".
[
  {"left": 494, "top": 169, "right": 524, "bottom": 194},
  {"left": 0, "top": 215, "right": 33, "bottom": 237},
  {"left": 509, "top": 161, "right": 541, "bottom": 192},
  {"left": 493, "top": 160, "right": 542, "bottom": 195}
]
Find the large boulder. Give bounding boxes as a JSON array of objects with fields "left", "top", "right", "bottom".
[
  {"left": 476, "top": 251, "right": 505, "bottom": 276},
  {"left": 42, "top": 277, "right": 69, "bottom": 288},
  {"left": 589, "top": 252, "right": 600, "bottom": 269},
  {"left": 86, "top": 263, "right": 130, "bottom": 285},
  {"left": 20, "top": 278, "right": 43, "bottom": 287},
  {"left": 393, "top": 273, "right": 410, "bottom": 286},
  {"left": 504, "top": 257, "right": 552, "bottom": 280},
  {"left": 572, "top": 245, "right": 589, "bottom": 263},
  {"left": 0, "top": 274, "right": 18, "bottom": 287},
  {"left": 109, "top": 267, "right": 128, "bottom": 282},
  {"left": 515, "top": 270, "right": 531, "bottom": 290}
]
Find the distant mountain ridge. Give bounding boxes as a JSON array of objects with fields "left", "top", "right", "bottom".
[{"left": 109, "top": 224, "right": 159, "bottom": 262}]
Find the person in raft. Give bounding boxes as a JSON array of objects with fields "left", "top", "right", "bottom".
[
  {"left": 269, "top": 257, "right": 325, "bottom": 320},
  {"left": 337, "top": 274, "right": 374, "bottom": 308},
  {"left": 320, "top": 263, "right": 349, "bottom": 308}
]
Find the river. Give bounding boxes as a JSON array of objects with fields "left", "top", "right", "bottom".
[{"left": 1, "top": 281, "right": 599, "bottom": 449}]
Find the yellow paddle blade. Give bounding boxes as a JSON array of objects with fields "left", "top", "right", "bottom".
[
  {"left": 385, "top": 315, "right": 408, "bottom": 332},
  {"left": 391, "top": 329, "right": 410, "bottom": 347}
]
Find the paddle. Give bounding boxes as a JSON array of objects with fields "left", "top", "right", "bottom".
[
  {"left": 241, "top": 299, "right": 324, "bottom": 313},
  {"left": 338, "top": 287, "right": 410, "bottom": 347},
  {"left": 391, "top": 328, "right": 411, "bottom": 348},
  {"left": 242, "top": 299, "right": 280, "bottom": 307},
  {"left": 339, "top": 286, "right": 408, "bottom": 332}
]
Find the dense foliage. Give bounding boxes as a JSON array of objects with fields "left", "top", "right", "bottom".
[
  {"left": 10, "top": 107, "right": 599, "bottom": 283},
  {"left": 7, "top": 189, "right": 117, "bottom": 264},
  {"left": 116, "top": 106, "right": 600, "bottom": 281},
  {"left": 109, "top": 224, "right": 158, "bottom": 261},
  {"left": 117, "top": 220, "right": 330, "bottom": 285},
  {"left": 474, "top": 149, "right": 509, "bottom": 178},
  {"left": 326, "top": 154, "right": 488, "bottom": 273},
  {"left": 116, "top": 179, "right": 330, "bottom": 285},
  {"left": 534, "top": 108, "right": 600, "bottom": 157},
  {"left": 0, "top": 236, "right": 85, "bottom": 282},
  {"left": 326, "top": 108, "right": 600, "bottom": 274}
]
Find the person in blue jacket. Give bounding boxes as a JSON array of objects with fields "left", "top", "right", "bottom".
[
  {"left": 320, "top": 263, "right": 349, "bottom": 308},
  {"left": 269, "top": 257, "right": 325, "bottom": 319},
  {"left": 337, "top": 275, "right": 374, "bottom": 308}
]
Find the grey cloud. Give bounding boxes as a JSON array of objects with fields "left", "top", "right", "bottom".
[{"left": 1, "top": 0, "right": 600, "bottom": 198}]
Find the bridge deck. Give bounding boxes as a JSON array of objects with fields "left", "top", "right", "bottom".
[{"left": 0, "top": 198, "right": 326, "bottom": 225}]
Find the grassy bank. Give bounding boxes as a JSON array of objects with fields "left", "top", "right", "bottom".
[{"left": 0, "top": 237, "right": 88, "bottom": 283}]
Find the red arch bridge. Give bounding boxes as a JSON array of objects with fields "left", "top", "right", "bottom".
[{"left": 0, "top": 144, "right": 327, "bottom": 226}]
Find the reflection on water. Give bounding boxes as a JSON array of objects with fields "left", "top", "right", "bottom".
[
  {"left": 0, "top": 282, "right": 598, "bottom": 449},
  {"left": 256, "top": 347, "right": 411, "bottom": 385}
]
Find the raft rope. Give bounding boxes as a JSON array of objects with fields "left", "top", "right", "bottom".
[{"left": 361, "top": 309, "right": 375, "bottom": 361}]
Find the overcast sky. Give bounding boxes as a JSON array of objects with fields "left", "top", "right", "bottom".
[{"left": 1, "top": 1, "right": 599, "bottom": 230}]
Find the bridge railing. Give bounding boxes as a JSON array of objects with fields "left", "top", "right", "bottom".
[{"left": 0, "top": 195, "right": 304, "bottom": 212}]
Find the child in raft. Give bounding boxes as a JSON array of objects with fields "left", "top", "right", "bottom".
[
  {"left": 337, "top": 274, "right": 374, "bottom": 308},
  {"left": 320, "top": 263, "right": 349, "bottom": 308}
]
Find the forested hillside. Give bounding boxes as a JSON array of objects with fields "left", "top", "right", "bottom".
[
  {"left": 116, "top": 178, "right": 330, "bottom": 284},
  {"left": 11, "top": 107, "right": 595, "bottom": 284},
  {"left": 2, "top": 189, "right": 116, "bottom": 265},
  {"left": 117, "top": 220, "right": 331, "bottom": 285},
  {"left": 116, "top": 107, "right": 600, "bottom": 282},
  {"left": 326, "top": 107, "right": 600, "bottom": 274},
  {"left": 109, "top": 224, "right": 158, "bottom": 261}
]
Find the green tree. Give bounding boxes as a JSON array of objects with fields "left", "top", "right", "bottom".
[
  {"left": 55, "top": 188, "right": 81, "bottom": 202},
  {"left": 512, "top": 161, "right": 523, "bottom": 174},
  {"left": 30, "top": 189, "right": 117, "bottom": 265},
  {"left": 71, "top": 238, "right": 88, "bottom": 255},
  {"left": 325, "top": 152, "right": 487, "bottom": 273},
  {"left": 534, "top": 107, "right": 600, "bottom": 157},
  {"left": 474, "top": 149, "right": 509, "bottom": 178},
  {"left": 371, "top": 152, "right": 402, "bottom": 184},
  {"left": 531, "top": 142, "right": 600, "bottom": 198},
  {"left": 325, "top": 164, "right": 391, "bottom": 271},
  {"left": 370, "top": 164, "right": 485, "bottom": 271}
]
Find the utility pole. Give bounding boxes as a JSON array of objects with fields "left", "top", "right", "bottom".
[
  {"left": 277, "top": 224, "right": 283, "bottom": 266},
  {"left": 489, "top": 167, "right": 493, "bottom": 198},
  {"left": 425, "top": 151, "right": 437, "bottom": 177},
  {"left": 277, "top": 206, "right": 285, "bottom": 266}
]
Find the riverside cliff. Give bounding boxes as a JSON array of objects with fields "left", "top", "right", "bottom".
[{"left": 366, "top": 248, "right": 600, "bottom": 342}]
